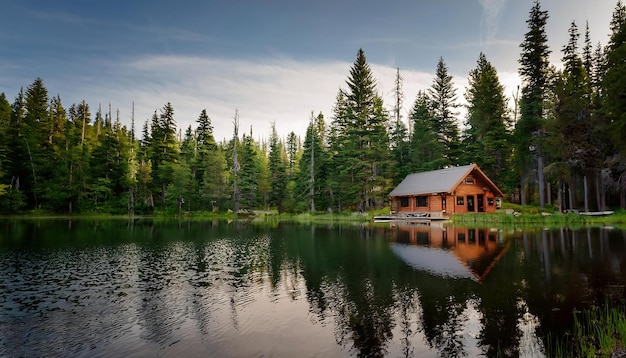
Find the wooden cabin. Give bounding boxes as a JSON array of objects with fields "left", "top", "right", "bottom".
[{"left": 389, "top": 164, "right": 504, "bottom": 218}]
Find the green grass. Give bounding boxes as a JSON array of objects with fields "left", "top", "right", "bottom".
[
  {"left": 263, "top": 211, "right": 371, "bottom": 223},
  {"left": 4, "top": 204, "right": 626, "bottom": 227},
  {"left": 546, "top": 302, "right": 626, "bottom": 358},
  {"left": 453, "top": 208, "right": 626, "bottom": 229}
]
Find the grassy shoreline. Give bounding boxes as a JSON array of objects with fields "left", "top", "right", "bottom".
[
  {"left": 1, "top": 205, "right": 625, "bottom": 228},
  {"left": 546, "top": 302, "right": 626, "bottom": 358},
  {"left": 452, "top": 205, "right": 626, "bottom": 228}
]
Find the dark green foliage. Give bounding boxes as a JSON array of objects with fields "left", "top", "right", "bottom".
[
  {"left": 604, "top": 1, "right": 626, "bottom": 156},
  {"left": 428, "top": 58, "right": 461, "bottom": 167},
  {"left": 268, "top": 123, "right": 288, "bottom": 212},
  {"left": 463, "top": 53, "right": 514, "bottom": 194},
  {"left": 515, "top": 0, "right": 551, "bottom": 206},
  {"left": 237, "top": 131, "right": 261, "bottom": 210},
  {"left": 328, "top": 49, "right": 391, "bottom": 211},
  {"left": 408, "top": 91, "right": 446, "bottom": 172},
  {"left": 296, "top": 113, "right": 330, "bottom": 212},
  {"left": 4, "top": 8, "right": 626, "bottom": 215},
  {"left": 389, "top": 68, "right": 411, "bottom": 185},
  {"left": 0, "top": 93, "right": 11, "bottom": 198}
]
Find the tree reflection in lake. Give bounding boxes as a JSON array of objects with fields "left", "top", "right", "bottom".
[{"left": 0, "top": 219, "right": 625, "bottom": 357}]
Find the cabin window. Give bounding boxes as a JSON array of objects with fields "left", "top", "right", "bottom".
[
  {"left": 415, "top": 196, "right": 428, "bottom": 207},
  {"left": 456, "top": 196, "right": 464, "bottom": 205},
  {"left": 400, "top": 197, "right": 409, "bottom": 207},
  {"left": 465, "top": 177, "right": 474, "bottom": 184},
  {"left": 487, "top": 197, "right": 494, "bottom": 206}
]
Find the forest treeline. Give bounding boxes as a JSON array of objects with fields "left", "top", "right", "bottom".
[{"left": 1, "top": 1, "right": 626, "bottom": 215}]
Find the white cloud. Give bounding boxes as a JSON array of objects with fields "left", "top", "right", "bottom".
[
  {"left": 479, "top": 0, "right": 508, "bottom": 43},
  {"left": 49, "top": 54, "right": 527, "bottom": 145},
  {"left": 71, "top": 55, "right": 446, "bottom": 143}
]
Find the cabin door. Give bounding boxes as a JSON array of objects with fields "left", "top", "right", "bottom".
[
  {"left": 467, "top": 196, "right": 475, "bottom": 212},
  {"left": 477, "top": 195, "right": 484, "bottom": 212}
]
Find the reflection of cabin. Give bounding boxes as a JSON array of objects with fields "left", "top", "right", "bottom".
[
  {"left": 389, "top": 223, "right": 509, "bottom": 281},
  {"left": 389, "top": 164, "right": 504, "bottom": 219}
]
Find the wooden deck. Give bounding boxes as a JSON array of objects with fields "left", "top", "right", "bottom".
[{"left": 373, "top": 212, "right": 449, "bottom": 223}]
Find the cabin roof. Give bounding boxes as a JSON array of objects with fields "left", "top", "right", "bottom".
[
  {"left": 390, "top": 243, "right": 478, "bottom": 281},
  {"left": 389, "top": 164, "right": 504, "bottom": 197}
]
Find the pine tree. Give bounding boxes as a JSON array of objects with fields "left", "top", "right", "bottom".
[
  {"left": 268, "top": 122, "right": 288, "bottom": 212},
  {"left": 0, "top": 93, "right": 11, "bottom": 198},
  {"left": 40, "top": 95, "right": 71, "bottom": 212},
  {"left": 604, "top": 0, "right": 626, "bottom": 156},
  {"left": 238, "top": 130, "right": 260, "bottom": 210},
  {"left": 193, "top": 109, "right": 215, "bottom": 204},
  {"left": 20, "top": 78, "right": 50, "bottom": 208},
  {"left": 603, "top": 0, "right": 626, "bottom": 208},
  {"left": 285, "top": 132, "right": 299, "bottom": 177},
  {"left": 428, "top": 57, "right": 460, "bottom": 167},
  {"left": 67, "top": 101, "right": 93, "bottom": 212},
  {"left": 515, "top": 0, "right": 551, "bottom": 206},
  {"left": 2, "top": 89, "right": 27, "bottom": 212},
  {"left": 202, "top": 144, "right": 228, "bottom": 212},
  {"left": 408, "top": 91, "right": 444, "bottom": 172},
  {"left": 463, "top": 52, "right": 513, "bottom": 192},
  {"left": 330, "top": 48, "right": 390, "bottom": 210},
  {"left": 583, "top": 22, "right": 593, "bottom": 77},
  {"left": 193, "top": 110, "right": 227, "bottom": 211},
  {"left": 231, "top": 111, "right": 241, "bottom": 214},
  {"left": 549, "top": 21, "right": 605, "bottom": 211},
  {"left": 150, "top": 102, "right": 180, "bottom": 207}
]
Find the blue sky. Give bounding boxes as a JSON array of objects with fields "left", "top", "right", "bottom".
[{"left": 0, "top": 0, "right": 617, "bottom": 142}]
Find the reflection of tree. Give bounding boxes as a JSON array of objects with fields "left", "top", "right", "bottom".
[
  {"left": 419, "top": 280, "right": 474, "bottom": 357},
  {"left": 295, "top": 225, "right": 399, "bottom": 356},
  {"left": 499, "top": 228, "right": 626, "bottom": 357},
  {"left": 475, "top": 248, "right": 524, "bottom": 357},
  {"left": 393, "top": 287, "right": 422, "bottom": 358},
  {"left": 12, "top": 220, "right": 626, "bottom": 357}
]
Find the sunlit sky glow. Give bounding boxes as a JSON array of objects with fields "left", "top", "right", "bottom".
[{"left": 0, "top": 0, "right": 616, "bottom": 142}]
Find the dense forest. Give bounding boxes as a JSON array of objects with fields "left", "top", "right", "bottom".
[{"left": 1, "top": 1, "right": 626, "bottom": 215}]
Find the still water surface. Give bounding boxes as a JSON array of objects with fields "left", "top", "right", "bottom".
[{"left": 0, "top": 219, "right": 625, "bottom": 357}]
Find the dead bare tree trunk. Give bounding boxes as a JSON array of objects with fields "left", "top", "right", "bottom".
[
  {"left": 232, "top": 110, "right": 240, "bottom": 215},
  {"left": 583, "top": 175, "right": 589, "bottom": 212}
]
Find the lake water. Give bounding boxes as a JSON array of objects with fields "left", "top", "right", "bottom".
[{"left": 0, "top": 219, "right": 625, "bottom": 357}]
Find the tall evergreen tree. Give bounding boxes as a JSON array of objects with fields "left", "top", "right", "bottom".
[
  {"left": 238, "top": 130, "right": 261, "bottom": 210},
  {"left": 40, "top": 95, "right": 71, "bottom": 212},
  {"left": 66, "top": 101, "right": 94, "bottom": 212},
  {"left": 0, "top": 93, "right": 12, "bottom": 198},
  {"left": 330, "top": 48, "right": 390, "bottom": 210},
  {"left": 285, "top": 131, "right": 299, "bottom": 177},
  {"left": 549, "top": 21, "right": 605, "bottom": 211},
  {"left": 2, "top": 89, "right": 27, "bottom": 212},
  {"left": 327, "top": 90, "right": 349, "bottom": 211},
  {"left": 463, "top": 53, "right": 513, "bottom": 193},
  {"left": 296, "top": 112, "right": 328, "bottom": 212},
  {"left": 428, "top": 57, "right": 460, "bottom": 167},
  {"left": 515, "top": 0, "right": 551, "bottom": 206},
  {"left": 150, "top": 102, "right": 180, "bottom": 207},
  {"left": 268, "top": 122, "right": 288, "bottom": 212},
  {"left": 202, "top": 144, "right": 228, "bottom": 212},
  {"left": 603, "top": 0, "right": 626, "bottom": 208},
  {"left": 194, "top": 109, "right": 215, "bottom": 182},
  {"left": 21, "top": 78, "right": 50, "bottom": 209},
  {"left": 604, "top": 0, "right": 626, "bottom": 155},
  {"left": 408, "top": 91, "right": 444, "bottom": 172},
  {"left": 194, "top": 109, "right": 226, "bottom": 210}
]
